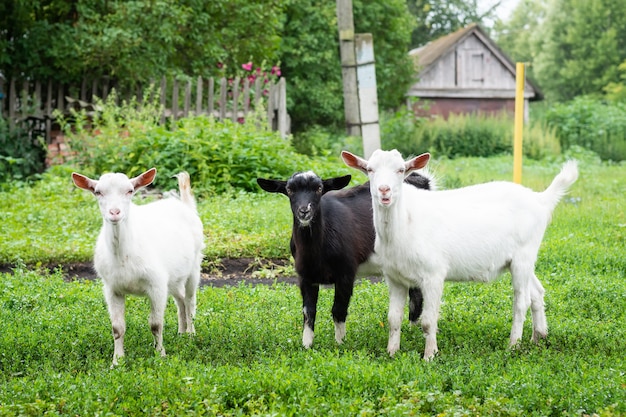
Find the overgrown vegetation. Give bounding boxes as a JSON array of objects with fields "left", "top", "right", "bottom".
[
  {"left": 0, "top": 156, "right": 624, "bottom": 415},
  {"left": 57, "top": 92, "right": 342, "bottom": 196},
  {"left": 544, "top": 96, "right": 626, "bottom": 161},
  {"left": 0, "top": 116, "right": 46, "bottom": 185},
  {"left": 379, "top": 110, "right": 561, "bottom": 160}
]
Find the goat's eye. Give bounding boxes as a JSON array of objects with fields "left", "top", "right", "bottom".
[
  {"left": 286, "top": 188, "right": 293, "bottom": 196},
  {"left": 126, "top": 189, "right": 133, "bottom": 196},
  {"left": 397, "top": 168, "right": 405, "bottom": 174},
  {"left": 94, "top": 190, "right": 102, "bottom": 197},
  {"left": 367, "top": 168, "right": 374, "bottom": 174},
  {"left": 317, "top": 186, "right": 323, "bottom": 194}
]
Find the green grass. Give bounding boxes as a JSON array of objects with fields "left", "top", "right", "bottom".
[{"left": 0, "top": 155, "right": 624, "bottom": 415}]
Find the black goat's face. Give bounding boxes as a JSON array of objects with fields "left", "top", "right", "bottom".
[
  {"left": 256, "top": 172, "right": 352, "bottom": 228},
  {"left": 286, "top": 172, "right": 324, "bottom": 227}
]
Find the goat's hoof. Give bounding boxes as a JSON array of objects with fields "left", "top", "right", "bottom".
[
  {"left": 531, "top": 331, "right": 547, "bottom": 344},
  {"left": 302, "top": 327, "right": 314, "bottom": 348},
  {"left": 387, "top": 345, "right": 399, "bottom": 357}
]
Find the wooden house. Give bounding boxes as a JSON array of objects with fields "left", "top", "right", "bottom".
[{"left": 407, "top": 23, "right": 541, "bottom": 119}]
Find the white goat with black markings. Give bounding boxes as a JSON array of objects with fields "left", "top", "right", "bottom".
[
  {"left": 72, "top": 168, "right": 204, "bottom": 366},
  {"left": 342, "top": 149, "right": 578, "bottom": 360}
]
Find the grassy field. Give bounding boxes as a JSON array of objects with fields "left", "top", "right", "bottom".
[{"left": 0, "top": 155, "right": 624, "bottom": 415}]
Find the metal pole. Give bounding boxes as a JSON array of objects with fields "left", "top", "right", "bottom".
[{"left": 513, "top": 63, "right": 525, "bottom": 184}]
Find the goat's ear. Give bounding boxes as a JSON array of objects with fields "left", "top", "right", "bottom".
[
  {"left": 323, "top": 175, "right": 351, "bottom": 193},
  {"left": 405, "top": 153, "right": 430, "bottom": 173},
  {"left": 72, "top": 172, "right": 97, "bottom": 192},
  {"left": 131, "top": 168, "right": 157, "bottom": 190},
  {"left": 257, "top": 178, "right": 288, "bottom": 195},
  {"left": 341, "top": 150, "right": 368, "bottom": 174}
]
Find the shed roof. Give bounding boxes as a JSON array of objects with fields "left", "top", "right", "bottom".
[{"left": 409, "top": 23, "right": 542, "bottom": 99}]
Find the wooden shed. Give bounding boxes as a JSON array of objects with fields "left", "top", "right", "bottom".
[{"left": 407, "top": 23, "right": 541, "bottom": 119}]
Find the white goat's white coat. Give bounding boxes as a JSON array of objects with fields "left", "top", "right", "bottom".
[
  {"left": 72, "top": 169, "right": 204, "bottom": 366},
  {"left": 342, "top": 149, "right": 578, "bottom": 360}
]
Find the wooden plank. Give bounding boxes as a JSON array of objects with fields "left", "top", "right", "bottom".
[
  {"left": 46, "top": 80, "right": 53, "bottom": 143},
  {"left": 92, "top": 79, "right": 98, "bottom": 101},
  {"left": 172, "top": 79, "right": 179, "bottom": 121},
  {"left": 160, "top": 77, "right": 167, "bottom": 124},
  {"left": 183, "top": 80, "right": 191, "bottom": 117},
  {"left": 254, "top": 77, "right": 263, "bottom": 107},
  {"left": 242, "top": 77, "right": 250, "bottom": 116},
  {"left": 56, "top": 83, "right": 65, "bottom": 114},
  {"left": 9, "top": 78, "right": 16, "bottom": 126},
  {"left": 81, "top": 79, "right": 87, "bottom": 101},
  {"left": 34, "top": 81, "right": 42, "bottom": 116},
  {"left": 196, "top": 77, "right": 203, "bottom": 115},
  {"left": 208, "top": 78, "right": 214, "bottom": 117},
  {"left": 219, "top": 78, "right": 227, "bottom": 120},
  {"left": 231, "top": 77, "right": 239, "bottom": 122}
]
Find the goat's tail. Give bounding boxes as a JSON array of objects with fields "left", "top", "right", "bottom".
[
  {"left": 175, "top": 172, "right": 197, "bottom": 211},
  {"left": 540, "top": 160, "right": 578, "bottom": 211}
]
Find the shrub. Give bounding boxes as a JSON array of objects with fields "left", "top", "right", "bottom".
[
  {"left": 380, "top": 112, "right": 560, "bottom": 160},
  {"left": 544, "top": 96, "right": 626, "bottom": 161},
  {"left": 0, "top": 116, "right": 46, "bottom": 184},
  {"left": 57, "top": 92, "right": 342, "bottom": 196}
]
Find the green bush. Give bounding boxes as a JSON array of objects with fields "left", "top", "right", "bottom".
[
  {"left": 58, "top": 93, "right": 342, "bottom": 196},
  {"left": 380, "top": 112, "right": 561, "bottom": 160},
  {"left": 0, "top": 116, "right": 46, "bottom": 184},
  {"left": 544, "top": 96, "right": 626, "bottom": 161}
]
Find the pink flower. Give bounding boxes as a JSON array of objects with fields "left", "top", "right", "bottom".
[
  {"left": 271, "top": 66, "right": 281, "bottom": 77},
  {"left": 216, "top": 62, "right": 224, "bottom": 69},
  {"left": 242, "top": 62, "right": 253, "bottom": 71}
]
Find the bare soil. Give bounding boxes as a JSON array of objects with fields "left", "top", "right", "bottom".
[{"left": 0, "top": 258, "right": 300, "bottom": 287}]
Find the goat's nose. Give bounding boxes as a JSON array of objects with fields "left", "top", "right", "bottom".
[
  {"left": 298, "top": 206, "right": 310, "bottom": 216},
  {"left": 378, "top": 185, "right": 390, "bottom": 194},
  {"left": 109, "top": 208, "right": 121, "bottom": 216}
]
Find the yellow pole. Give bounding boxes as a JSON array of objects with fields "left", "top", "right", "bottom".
[{"left": 513, "top": 62, "right": 525, "bottom": 184}]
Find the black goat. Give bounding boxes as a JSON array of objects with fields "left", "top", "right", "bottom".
[{"left": 257, "top": 171, "right": 433, "bottom": 348}]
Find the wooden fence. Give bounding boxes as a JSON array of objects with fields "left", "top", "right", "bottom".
[{"left": 0, "top": 76, "right": 289, "bottom": 142}]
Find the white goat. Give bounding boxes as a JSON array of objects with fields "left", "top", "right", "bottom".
[
  {"left": 72, "top": 168, "right": 204, "bottom": 366},
  {"left": 342, "top": 149, "right": 578, "bottom": 360}
]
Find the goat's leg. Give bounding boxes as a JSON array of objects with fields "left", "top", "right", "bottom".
[
  {"left": 148, "top": 287, "right": 168, "bottom": 358},
  {"left": 104, "top": 287, "right": 126, "bottom": 367},
  {"left": 172, "top": 290, "right": 188, "bottom": 334},
  {"left": 529, "top": 273, "right": 547, "bottom": 343},
  {"left": 300, "top": 282, "right": 319, "bottom": 348},
  {"left": 421, "top": 279, "right": 443, "bottom": 361},
  {"left": 184, "top": 269, "right": 200, "bottom": 333},
  {"left": 509, "top": 261, "right": 533, "bottom": 347},
  {"left": 408, "top": 287, "right": 423, "bottom": 325},
  {"left": 387, "top": 279, "right": 408, "bottom": 356},
  {"left": 331, "top": 277, "right": 354, "bottom": 344}
]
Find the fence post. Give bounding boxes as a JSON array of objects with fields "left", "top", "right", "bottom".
[{"left": 278, "top": 78, "right": 288, "bottom": 138}]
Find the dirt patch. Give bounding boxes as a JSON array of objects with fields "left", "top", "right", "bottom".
[{"left": 0, "top": 258, "right": 300, "bottom": 288}]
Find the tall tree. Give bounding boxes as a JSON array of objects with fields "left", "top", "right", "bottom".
[
  {"left": 500, "top": 0, "right": 626, "bottom": 101},
  {"left": 407, "top": 0, "right": 494, "bottom": 49}
]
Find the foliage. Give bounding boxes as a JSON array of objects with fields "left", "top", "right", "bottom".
[
  {"left": 408, "top": 0, "right": 496, "bottom": 49},
  {"left": 380, "top": 112, "right": 561, "bottom": 160},
  {"left": 0, "top": 157, "right": 625, "bottom": 415},
  {"left": 544, "top": 96, "right": 626, "bottom": 161},
  {"left": 494, "top": 0, "right": 626, "bottom": 102},
  {"left": 278, "top": 0, "right": 416, "bottom": 132},
  {"left": 57, "top": 91, "right": 342, "bottom": 196},
  {"left": 0, "top": 0, "right": 286, "bottom": 84},
  {"left": 492, "top": 0, "right": 548, "bottom": 84},
  {"left": 0, "top": 116, "right": 46, "bottom": 185}
]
